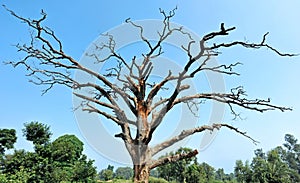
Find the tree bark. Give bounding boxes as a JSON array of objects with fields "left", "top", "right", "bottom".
[{"left": 133, "top": 164, "right": 150, "bottom": 183}]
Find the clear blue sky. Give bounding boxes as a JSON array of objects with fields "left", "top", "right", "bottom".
[{"left": 1, "top": 0, "right": 300, "bottom": 173}]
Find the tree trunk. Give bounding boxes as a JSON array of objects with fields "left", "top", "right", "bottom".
[{"left": 133, "top": 164, "right": 150, "bottom": 183}]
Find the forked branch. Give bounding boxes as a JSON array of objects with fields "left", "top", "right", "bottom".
[
  {"left": 151, "top": 123, "right": 259, "bottom": 156},
  {"left": 150, "top": 149, "right": 198, "bottom": 169}
]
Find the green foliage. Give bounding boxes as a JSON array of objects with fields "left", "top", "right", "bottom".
[
  {"left": 107, "top": 164, "right": 114, "bottom": 171},
  {"left": 185, "top": 163, "right": 204, "bottom": 183},
  {"left": 157, "top": 147, "right": 196, "bottom": 182},
  {"left": 1, "top": 122, "right": 97, "bottom": 183},
  {"left": 0, "top": 129, "right": 17, "bottom": 155},
  {"left": 215, "top": 168, "right": 236, "bottom": 182},
  {"left": 6, "top": 166, "right": 31, "bottom": 183},
  {"left": 234, "top": 160, "right": 252, "bottom": 182},
  {"left": 2, "top": 122, "right": 300, "bottom": 183},
  {"left": 72, "top": 155, "right": 97, "bottom": 182},
  {"left": 251, "top": 148, "right": 291, "bottom": 182},
  {"left": 22, "top": 121, "right": 52, "bottom": 145},
  {"left": 150, "top": 168, "right": 159, "bottom": 178},
  {"left": 97, "top": 134, "right": 300, "bottom": 182},
  {"left": 99, "top": 168, "right": 114, "bottom": 181},
  {"left": 52, "top": 134, "right": 84, "bottom": 163},
  {"left": 2, "top": 149, "right": 29, "bottom": 175},
  {"left": 235, "top": 134, "right": 300, "bottom": 183},
  {"left": 215, "top": 168, "right": 226, "bottom": 181},
  {"left": 50, "top": 136, "right": 97, "bottom": 182},
  {"left": 283, "top": 134, "right": 300, "bottom": 173},
  {"left": 115, "top": 166, "right": 133, "bottom": 179},
  {"left": 199, "top": 162, "right": 215, "bottom": 182},
  {"left": 0, "top": 174, "right": 8, "bottom": 183},
  {"left": 156, "top": 148, "right": 228, "bottom": 183}
]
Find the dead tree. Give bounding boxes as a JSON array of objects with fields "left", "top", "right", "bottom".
[{"left": 4, "top": 6, "right": 296, "bottom": 183}]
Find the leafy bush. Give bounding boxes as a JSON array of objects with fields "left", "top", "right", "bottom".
[{"left": 0, "top": 174, "right": 8, "bottom": 183}]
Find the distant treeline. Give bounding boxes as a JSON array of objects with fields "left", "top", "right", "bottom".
[{"left": 1, "top": 122, "right": 299, "bottom": 183}]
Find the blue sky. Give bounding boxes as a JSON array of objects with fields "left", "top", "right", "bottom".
[{"left": 1, "top": 0, "right": 300, "bottom": 173}]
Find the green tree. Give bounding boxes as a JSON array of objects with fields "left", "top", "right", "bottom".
[
  {"left": 99, "top": 165, "right": 114, "bottom": 181},
  {"left": 157, "top": 148, "right": 196, "bottom": 182},
  {"left": 51, "top": 135, "right": 97, "bottom": 182},
  {"left": 275, "top": 134, "right": 300, "bottom": 182},
  {"left": 235, "top": 135, "right": 300, "bottom": 183},
  {"left": 115, "top": 166, "right": 134, "bottom": 179},
  {"left": 251, "top": 151, "right": 268, "bottom": 182},
  {"left": 1, "top": 122, "right": 97, "bottom": 182},
  {"left": 72, "top": 155, "right": 97, "bottom": 182},
  {"left": 107, "top": 164, "right": 114, "bottom": 171},
  {"left": 198, "top": 162, "right": 215, "bottom": 182},
  {"left": 2, "top": 149, "right": 29, "bottom": 175},
  {"left": 251, "top": 148, "right": 293, "bottom": 183},
  {"left": 215, "top": 168, "right": 236, "bottom": 182},
  {"left": 283, "top": 134, "right": 300, "bottom": 173},
  {"left": 52, "top": 134, "right": 84, "bottom": 163},
  {"left": 2, "top": 149, "right": 48, "bottom": 182},
  {"left": 264, "top": 149, "right": 290, "bottom": 182},
  {"left": 0, "top": 129, "right": 17, "bottom": 155},
  {"left": 0, "top": 129, "right": 17, "bottom": 175},
  {"left": 234, "top": 160, "right": 252, "bottom": 183},
  {"left": 156, "top": 148, "right": 219, "bottom": 183},
  {"left": 236, "top": 147, "right": 295, "bottom": 183},
  {"left": 20, "top": 122, "right": 54, "bottom": 182},
  {"left": 215, "top": 168, "right": 226, "bottom": 181},
  {"left": 22, "top": 121, "right": 52, "bottom": 145},
  {"left": 51, "top": 165, "right": 73, "bottom": 182},
  {"left": 185, "top": 163, "right": 204, "bottom": 183}
]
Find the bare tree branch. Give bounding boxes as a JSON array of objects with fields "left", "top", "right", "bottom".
[
  {"left": 151, "top": 123, "right": 259, "bottom": 156},
  {"left": 173, "top": 90, "right": 292, "bottom": 113},
  {"left": 207, "top": 32, "right": 298, "bottom": 57},
  {"left": 82, "top": 103, "right": 122, "bottom": 125},
  {"left": 144, "top": 22, "right": 294, "bottom": 148},
  {"left": 149, "top": 149, "right": 198, "bottom": 169}
]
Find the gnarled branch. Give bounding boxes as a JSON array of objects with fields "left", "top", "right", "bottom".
[
  {"left": 149, "top": 149, "right": 198, "bottom": 169},
  {"left": 151, "top": 123, "right": 259, "bottom": 156}
]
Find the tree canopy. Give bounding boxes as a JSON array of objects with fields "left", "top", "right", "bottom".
[
  {"left": 235, "top": 134, "right": 300, "bottom": 183},
  {"left": 0, "top": 129, "right": 17, "bottom": 155},
  {"left": 22, "top": 121, "right": 52, "bottom": 146},
  {"left": 0, "top": 122, "right": 97, "bottom": 183},
  {"left": 52, "top": 134, "right": 84, "bottom": 163}
]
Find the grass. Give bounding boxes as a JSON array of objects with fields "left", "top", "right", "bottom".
[{"left": 97, "top": 177, "right": 169, "bottom": 183}]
